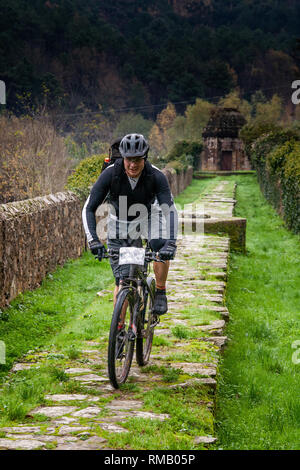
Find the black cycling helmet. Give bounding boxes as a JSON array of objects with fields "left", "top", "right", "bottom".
[{"left": 119, "top": 133, "right": 149, "bottom": 158}]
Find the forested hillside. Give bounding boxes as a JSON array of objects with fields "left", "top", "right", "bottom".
[{"left": 1, "top": 0, "right": 299, "bottom": 114}]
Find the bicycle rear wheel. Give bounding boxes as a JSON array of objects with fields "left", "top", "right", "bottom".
[
  {"left": 136, "top": 276, "right": 156, "bottom": 367},
  {"left": 108, "top": 288, "right": 135, "bottom": 389}
]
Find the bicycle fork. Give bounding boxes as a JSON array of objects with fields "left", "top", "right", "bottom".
[
  {"left": 127, "top": 283, "right": 160, "bottom": 342},
  {"left": 128, "top": 296, "right": 140, "bottom": 342}
]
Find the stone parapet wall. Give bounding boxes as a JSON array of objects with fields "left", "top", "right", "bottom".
[
  {"left": 162, "top": 166, "right": 193, "bottom": 197},
  {"left": 0, "top": 166, "right": 193, "bottom": 309},
  {"left": 0, "top": 192, "right": 85, "bottom": 309}
]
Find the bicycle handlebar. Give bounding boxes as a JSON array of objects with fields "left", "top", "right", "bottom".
[
  {"left": 106, "top": 249, "right": 165, "bottom": 263},
  {"left": 95, "top": 248, "right": 166, "bottom": 263}
]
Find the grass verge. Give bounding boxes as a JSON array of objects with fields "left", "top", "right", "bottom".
[
  {"left": 174, "top": 177, "right": 217, "bottom": 207},
  {"left": 0, "top": 251, "right": 114, "bottom": 377},
  {"left": 215, "top": 174, "right": 300, "bottom": 450}
]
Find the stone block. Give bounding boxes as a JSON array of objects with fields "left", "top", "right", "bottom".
[{"left": 178, "top": 216, "right": 246, "bottom": 253}]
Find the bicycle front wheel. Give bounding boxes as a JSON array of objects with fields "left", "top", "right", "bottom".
[
  {"left": 108, "top": 288, "right": 135, "bottom": 389},
  {"left": 136, "top": 276, "right": 156, "bottom": 367}
]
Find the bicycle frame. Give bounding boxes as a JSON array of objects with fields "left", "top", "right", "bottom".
[
  {"left": 118, "top": 260, "right": 156, "bottom": 341},
  {"left": 104, "top": 245, "right": 164, "bottom": 388}
]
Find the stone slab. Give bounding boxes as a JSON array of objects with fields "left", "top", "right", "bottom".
[
  {"left": 30, "top": 406, "right": 77, "bottom": 418},
  {"left": 105, "top": 400, "right": 143, "bottom": 411},
  {"left": 198, "top": 320, "right": 225, "bottom": 331},
  {"left": 0, "top": 426, "right": 42, "bottom": 434},
  {"left": 202, "top": 336, "right": 228, "bottom": 349},
  {"left": 171, "top": 363, "right": 217, "bottom": 377},
  {"left": 131, "top": 411, "right": 170, "bottom": 421},
  {"left": 12, "top": 363, "right": 40, "bottom": 372},
  {"left": 65, "top": 368, "right": 94, "bottom": 374},
  {"left": 45, "top": 394, "right": 99, "bottom": 402},
  {"left": 57, "top": 425, "right": 91, "bottom": 435},
  {"left": 73, "top": 374, "right": 108, "bottom": 383},
  {"left": 55, "top": 436, "right": 107, "bottom": 450},
  {"left": 0, "top": 438, "right": 46, "bottom": 450},
  {"left": 99, "top": 423, "right": 128, "bottom": 433},
  {"left": 194, "top": 436, "right": 217, "bottom": 445},
  {"left": 72, "top": 406, "right": 102, "bottom": 418},
  {"left": 168, "top": 378, "right": 217, "bottom": 389}
]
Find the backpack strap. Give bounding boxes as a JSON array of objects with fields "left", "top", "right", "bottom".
[
  {"left": 109, "top": 159, "right": 156, "bottom": 201},
  {"left": 144, "top": 160, "right": 156, "bottom": 200},
  {"left": 109, "top": 158, "right": 123, "bottom": 199}
]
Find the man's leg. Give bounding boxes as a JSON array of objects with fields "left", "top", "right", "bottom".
[
  {"left": 113, "top": 285, "right": 120, "bottom": 306},
  {"left": 114, "top": 283, "right": 128, "bottom": 328},
  {"left": 150, "top": 238, "right": 170, "bottom": 315},
  {"left": 153, "top": 259, "right": 170, "bottom": 290},
  {"left": 108, "top": 237, "right": 122, "bottom": 307}
]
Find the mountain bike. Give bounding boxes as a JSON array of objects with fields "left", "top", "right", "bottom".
[{"left": 103, "top": 244, "right": 164, "bottom": 389}]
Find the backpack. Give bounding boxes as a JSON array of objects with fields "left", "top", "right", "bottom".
[
  {"left": 101, "top": 137, "right": 123, "bottom": 173},
  {"left": 101, "top": 155, "right": 121, "bottom": 173}
]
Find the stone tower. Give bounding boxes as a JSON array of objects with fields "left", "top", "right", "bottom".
[{"left": 201, "top": 107, "right": 251, "bottom": 171}]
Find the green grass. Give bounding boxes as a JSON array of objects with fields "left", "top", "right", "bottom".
[
  {"left": 0, "top": 366, "right": 65, "bottom": 424},
  {"left": 0, "top": 251, "right": 114, "bottom": 426},
  {"left": 171, "top": 325, "right": 202, "bottom": 340},
  {"left": 214, "top": 174, "right": 300, "bottom": 450},
  {"left": 0, "top": 251, "right": 114, "bottom": 377},
  {"left": 174, "top": 177, "right": 217, "bottom": 207},
  {"left": 107, "top": 386, "right": 214, "bottom": 450}
]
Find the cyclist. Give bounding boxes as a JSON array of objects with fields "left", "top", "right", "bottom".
[{"left": 82, "top": 133, "right": 178, "bottom": 315}]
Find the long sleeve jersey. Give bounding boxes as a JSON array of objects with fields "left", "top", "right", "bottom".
[{"left": 82, "top": 161, "right": 178, "bottom": 243}]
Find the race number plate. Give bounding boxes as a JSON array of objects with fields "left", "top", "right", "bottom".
[{"left": 119, "top": 247, "right": 145, "bottom": 266}]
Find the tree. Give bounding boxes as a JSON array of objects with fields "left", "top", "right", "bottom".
[
  {"left": 149, "top": 103, "right": 177, "bottom": 156},
  {"left": 184, "top": 98, "right": 214, "bottom": 142},
  {"left": 156, "top": 102, "right": 177, "bottom": 133},
  {"left": 254, "top": 94, "right": 283, "bottom": 125},
  {"left": 218, "top": 90, "right": 251, "bottom": 121},
  {"left": 148, "top": 123, "right": 164, "bottom": 157},
  {"left": 0, "top": 114, "right": 74, "bottom": 203},
  {"left": 113, "top": 113, "right": 154, "bottom": 140}
]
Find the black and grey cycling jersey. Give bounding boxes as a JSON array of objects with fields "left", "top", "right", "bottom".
[{"left": 82, "top": 161, "right": 178, "bottom": 244}]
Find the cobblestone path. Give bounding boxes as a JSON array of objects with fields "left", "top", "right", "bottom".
[{"left": 0, "top": 181, "right": 237, "bottom": 450}]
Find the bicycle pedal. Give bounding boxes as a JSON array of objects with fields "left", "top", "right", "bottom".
[{"left": 150, "top": 315, "right": 160, "bottom": 328}]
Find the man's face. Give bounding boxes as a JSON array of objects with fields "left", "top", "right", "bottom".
[{"left": 124, "top": 156, "right": 145, "bottom": 178}]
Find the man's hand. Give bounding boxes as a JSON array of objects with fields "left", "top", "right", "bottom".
[
  {"left": 159, "top": 240, "right": 177, "bottom": 260},
  {"left": 89, "top": 240, "right": 107, "bottom": 261}
]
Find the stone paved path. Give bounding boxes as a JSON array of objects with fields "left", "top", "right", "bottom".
[{"left": 0, "top": 181, "right": 237, "bottom": 450}]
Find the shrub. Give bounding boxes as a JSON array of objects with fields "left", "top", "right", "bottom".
[
  {"left": 266, "top": 141, "right": 300, "bottom": 233},
  {"left": 246, "top": 125, "right": 300, "bottom": 234},
  {"left": 65, "top": 153, "right": 105, "bottom": 201},
  {"left": 166, "top": 141, "right": 203, "bottom": 170},
  {"left": 249, "top": 128, "right": 299, "bottom": 170},
  {"left": 240, "top": 122, "right": 281, "bottom": 159},
  {"left": 0, "top": 114, "right": 75, "bottom": 203},
  {"left": 165, "top": 160, "right": 185, "bottom": 173},
  {"left": 267, "top": 140, "right": 297, "bottom": 176}
]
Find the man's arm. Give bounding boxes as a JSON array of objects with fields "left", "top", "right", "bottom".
[
  {"left": 82, "top": 166, "right": 113, "bottom": 243},
  {"left": 154, "top": 168, "right": 178, "bottom": 241}
]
